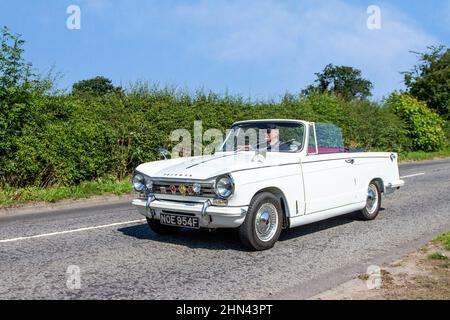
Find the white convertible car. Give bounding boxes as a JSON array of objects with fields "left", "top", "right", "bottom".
[{"left": 132, "top": 120, "right": 404, "bottom": 250}]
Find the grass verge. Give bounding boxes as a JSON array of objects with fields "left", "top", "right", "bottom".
[
  {"left": 399, "top": 145, "right": 450, "bottom": 162},
  {"left": 432, "top": 231, "right": 450, "bottom": 251},
  {"left": 428, "top": 252, "right": 448, "bottom": 260},
  {"left": 0, "top": 176, "right": 133, "bottom": 208}
]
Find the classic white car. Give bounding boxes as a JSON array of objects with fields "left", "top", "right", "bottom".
[{"left": 132, "top": 120, "right": 404, "bottom": 250}]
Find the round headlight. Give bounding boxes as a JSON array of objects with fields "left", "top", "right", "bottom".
[
  {"left": 132, "top": 173, "right": 146, "bottom": 192},
  {"left": 215, "top": 175, "right": 234, "bottom": 199}
]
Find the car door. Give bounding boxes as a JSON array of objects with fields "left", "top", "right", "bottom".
[{"left": 301, "top": 123, "right": 357, "bottom": 215}]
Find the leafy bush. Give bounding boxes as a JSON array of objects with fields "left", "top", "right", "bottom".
[
  {"left": 341, "top": 98, "right": 411, "bottom": 152},
  {"left": 445, "top": 121, "right": 450, "bottom": 143},
  {"left": 387, "top": 92, "right": 446, "bottom": 152}
]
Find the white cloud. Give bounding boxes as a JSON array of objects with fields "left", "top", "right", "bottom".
[
  {"left": 169, "top": 0, "right": 438, "bottom": 97},
  {"left": 173, "top": 0, "right": 303, "bottom": 61},
  {"left": 82, "top": 0, "right": 440, "bottom": 98}
]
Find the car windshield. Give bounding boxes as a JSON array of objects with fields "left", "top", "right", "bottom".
[{"left": 219, "top": 121, "right": 305, "bottom": 153}]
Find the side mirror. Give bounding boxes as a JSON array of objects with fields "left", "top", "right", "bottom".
[{"left": 158, "top": 147, "right": 168, "bottom": 160}]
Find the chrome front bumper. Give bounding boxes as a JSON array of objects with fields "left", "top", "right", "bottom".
[{"left": 132, "top": 198, "right": 248, "bottom": 228}]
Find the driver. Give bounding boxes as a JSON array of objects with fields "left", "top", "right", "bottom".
[
  {"left": 259, "top": 128, "right": 290, "bottom": 152},
  {"left": 265, "top": 128, "right": 280, "bottom": 151}
]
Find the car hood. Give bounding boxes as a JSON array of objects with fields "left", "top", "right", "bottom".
[{"left": 136, "top": 152, "right": 298, "bottom": 180}]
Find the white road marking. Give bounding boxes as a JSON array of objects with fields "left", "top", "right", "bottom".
[
  {"left": 400, "top": 173, "right": 425, "bottom": 179},
  {"left": 0, "top": 219, "right": 146, "bottom": 244}
]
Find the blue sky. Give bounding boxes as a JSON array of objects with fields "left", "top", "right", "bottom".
[{"left": 0, "top": 0, "right": 448, "bottom": 100}]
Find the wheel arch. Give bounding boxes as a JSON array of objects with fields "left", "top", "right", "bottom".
[
  {"left": 252, "top": 187, "right": 290, "bottom": 229},
  {"left": 370, "top": 178, "right": 385, "bottom": 193}
]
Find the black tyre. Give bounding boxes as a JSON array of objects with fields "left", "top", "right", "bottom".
[
  {"left": 146, "top": 218, "right": 180, "bottom": 235},
  {"left": 357, "top": 181, "right": 382, "bottom": 221},
  {"left": 239, "top": 192, "right": 283, "bottom": 251}
]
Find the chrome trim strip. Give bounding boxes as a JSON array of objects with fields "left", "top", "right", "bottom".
[{"left": 302, "top": 156, "right": 390, "bottom": 164}]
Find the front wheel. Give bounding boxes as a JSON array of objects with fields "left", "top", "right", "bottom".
[
  {"left": 239, "top": 192, "right": 283, "bottom": 251},
  {"left": 357, "top": 181, "right": 382, "bottom": 220}
]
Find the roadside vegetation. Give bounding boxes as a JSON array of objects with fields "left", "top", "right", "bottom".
[
  {"left": 0, "top": 176, "right": 132, "bottom": 207},
  {"left": 0, "top": 27, "right": 449, "bottom": 207},
  {"left": 399, "top": 145, "right": 450, "bottom": 161},
  {"left": 432, "top": 231, "right": 450, "bottom": 251},
  {"left": 314, "top": 230, "right": 450, "bottom": 300}
]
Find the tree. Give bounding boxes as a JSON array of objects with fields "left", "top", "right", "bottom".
[
  {"left": 302, "top": 64, "right": 373, "bottom": 100},
  {"left": 0, "top": 26, "right": 38, "bottom": 178},
  {"left": 0, "top": 26, "right": 36, "bottom": 143},
  {"left": 72, "top": 76, "right": 122, "bottom": 96},
  {"left": 0, "top": 26, "right": 34, "bottom": 88},
  {"left": 403, "top": 45, "right": 450, "bottom": 120}
]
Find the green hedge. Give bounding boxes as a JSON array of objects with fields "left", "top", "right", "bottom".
[
  {"left": 0, "top": 87, "right": 445, "bottom": 188},
  {"left": 387, "top": 92, "right": 446, "bottom": 152}
]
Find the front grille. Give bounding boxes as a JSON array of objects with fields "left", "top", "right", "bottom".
[{"left": 152, "top": 180, "right": 215, "bottom": 197}]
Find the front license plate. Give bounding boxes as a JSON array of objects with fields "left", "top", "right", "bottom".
[{"left": 160, "top": 213, "right": 200, "bottom": 229}]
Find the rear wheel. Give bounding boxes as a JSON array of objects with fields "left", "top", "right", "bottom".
[
  {"left": 146, "top": 218, "right": 180, "bottom": 235},
  {"left": 357, "top": 181, "right": 382, "bottom": 220},
  {"left": 239, "top": 192, "right": 283, "bottom": 251}
]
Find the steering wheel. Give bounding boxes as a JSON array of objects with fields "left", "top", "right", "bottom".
[{"left": 280, "top": 139, "right": 302, "bottom": 152}]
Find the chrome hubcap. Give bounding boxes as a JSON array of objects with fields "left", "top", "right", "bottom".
[
  {"left": 255, "top": 203, "right": 278, "bottom": 242},
  {"left": 366, "top": 184, "right": 379, "bottom": 215}
]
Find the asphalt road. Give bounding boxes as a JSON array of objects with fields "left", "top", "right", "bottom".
[{"left": 0, "top": 159, "right": 449, "bottom": 299}]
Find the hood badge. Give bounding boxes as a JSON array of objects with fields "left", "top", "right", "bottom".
[{"left": 163, "top": 173, "right": 193, "bottom": 178}]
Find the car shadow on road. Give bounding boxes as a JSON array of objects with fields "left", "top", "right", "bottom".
[
  {"left": 279, "top": 212, "right": 355, "bottom": 241},
  {"left": 279, "top": 208, "right": 386, "bottom": 241},
  {"left": 118, "top": 208, "right": 386, "bottom": 251},
  {"left": 118, "top": 223, "right": 245, "bottom": 251}
]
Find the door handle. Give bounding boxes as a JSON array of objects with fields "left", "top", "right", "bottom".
[{"left": 345, "top": 158, "right": 355, "bottom": 164}]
